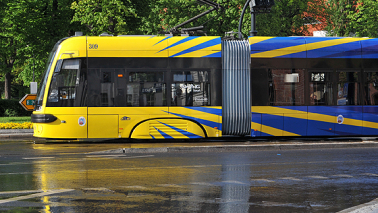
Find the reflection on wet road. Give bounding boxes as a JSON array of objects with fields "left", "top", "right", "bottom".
[{"left": 1, "top": 141, "right": 378, "bottom": 212}]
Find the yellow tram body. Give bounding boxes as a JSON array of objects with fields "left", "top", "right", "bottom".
[{"left": 33, "top": 36, "right": 222, "bottom": 139}]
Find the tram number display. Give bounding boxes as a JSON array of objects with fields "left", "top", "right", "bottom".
[{"left": 88, "top": 44, "right": 98, "bottom": 49}]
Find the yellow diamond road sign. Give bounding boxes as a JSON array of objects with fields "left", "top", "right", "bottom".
[{"left": 19, "top": 94, "right": 36, "bottom": 111}]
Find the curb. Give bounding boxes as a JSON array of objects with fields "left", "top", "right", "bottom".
[
  {"left": 89, "top": 141, "right": 378, "bottom": 154},
  {"left": 0, "top": 129, "right": 34, "bottom": 139},
  {"left": 0, "top": 133, "right": 34, "bottom": 139},
  {"left": 338, "top": 198, "right": 378, "bottom": 213},
  {"left": 0, "top": 129, "right": 33, "bottom": 133}
]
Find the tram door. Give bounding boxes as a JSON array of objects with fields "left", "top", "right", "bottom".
[
  {"left": 221, "top": 39, "right": 251, "bottom": 136},
  {"left": 87, "top": 69, "right": 123, "bottom": 138}
]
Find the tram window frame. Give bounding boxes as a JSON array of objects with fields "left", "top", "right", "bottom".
[
  {"left": 309, "top": 70, "right": 334, "bottom": 106},
  {"left": 363, "top": 70, "right": 378, "bottom": 105},
  {"left": 268, "top": 68, "right": 305, "bottom": 106},
  {"left": 126, "top": 71, "right": 167, "bottom": 107},
  {"left": 336, "top": 70, "right": 361, "bottom": 105},
  {"left": 171, "top": 70, "right": 211, "bottom": 106},
  {"left": 46, "top": 58, "right": 87, "bottom": 107}
]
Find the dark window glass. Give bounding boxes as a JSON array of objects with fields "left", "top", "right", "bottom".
[
  {"left": 87, "top": 68, "right": 129, "bottom": 107},
  {"left": 310, "top": 72, "right": 334, "bottom": 105},
  {"left": 99, "top": 69, "right": 114, "bottom": 106},
  {"left": 173, "top": 71, "right": 208, "bottom": 82},
  {"left": 129, "top": 72, "right": 164, "bottom": 82},
  {"left": 103, "top": 72, "right": 111, "bottom": 83},
  {"left": 172, "top": 71, "right": 210, "bottom": 106},
  {"left": 127, "top": 72, "right": 166, "bottom": 106},
  {"left": 364, "top": 71, "right": 378, "bottom": 105},
  {"left": 336, "top": 71, "right": 360, "bottom": 105},
  {"left": 251, "top": 69, "right": 269, "bottom": 106},
  {"left": 47, "top": 59, "right": 87, "bottom": 107},
  {"left": 268, "top": 69, "right": 305, "bottom": 106},
  {"left": 114, "top": 69, "right": 126, "bottom": 107}
]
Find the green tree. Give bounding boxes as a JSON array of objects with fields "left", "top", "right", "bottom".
[
  {"left": 325, "top": 0, "right": 358, "bottom": 37},
  {"left": 71, "top": 0, "right": 149, "bottom": 36},
  {"left": 0, "top": 0, "right": 78, "bottom": 99},
  {"left": 142, "top": 0, "right": 247, "bottom": 36},
  {"left": 256, "top": 0, "right": 327, "bottom": 36},
  {"left": 348, "top": 0, "right": 378, "bottom": 37},
  {"left": 15, "top": 0, "right": 79, "bottom": 85},
  {"left": 143, "top": 0, "right": 326, "bottom": 37},
  {"left": 0, "top": 0, "right": 22, "bottom": 99}
]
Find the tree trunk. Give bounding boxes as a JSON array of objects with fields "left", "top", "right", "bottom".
[{"left": 4, "top": 72, "right": 11, "bottom": 99}]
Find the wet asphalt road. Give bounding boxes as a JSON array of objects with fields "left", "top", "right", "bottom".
[{"left": 1, "top": 141, "right": 378, "bottom": 212}]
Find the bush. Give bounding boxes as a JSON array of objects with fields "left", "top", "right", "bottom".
[
  {"left": 0, "top": 99, "right": 32, "bottom": 117},
  {"left": 4, "top": 109, "right": 18, "bottom": 117}
]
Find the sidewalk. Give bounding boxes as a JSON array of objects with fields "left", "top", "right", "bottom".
[{"left": 0, "top": 129, "right": 34, "bottom": 139}]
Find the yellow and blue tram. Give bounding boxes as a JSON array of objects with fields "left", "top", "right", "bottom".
[{"left": 31, "top": 34, "right": 378, "bottom": 139}]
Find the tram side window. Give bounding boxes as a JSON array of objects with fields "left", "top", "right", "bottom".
[
  {"left": 268, "top": 69, "right": 305, "bottom": 106},
  {"left": 310, "top": 72, "right": 334, "bottom": 105},
  {"left": 127, "top": 72, "right": 166, "bottom": 106},
  {"left": 336, "top": 71, "right": 360, "bottom": 105},
  {"left": 47, "top": 59, "right": 86, "bottom": 107},
  {"left": 171, "top": 71, "right": 210, "bottom": 106},
  {"left": 88, "top": 68, "right": 126, "bottom": 107},
  {"left": 100, "top": 71, "right": 114, "bottom": 106},
  {"left": 364, "top": 71, "right": 378, "bottom": 105}
]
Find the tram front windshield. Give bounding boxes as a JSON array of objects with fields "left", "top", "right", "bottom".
[{"left": 34, "top": 39, "right": 65, "bottom": 111}]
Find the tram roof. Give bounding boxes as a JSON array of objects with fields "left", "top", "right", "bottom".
[{"left": 58, "top": 35, "right": 378, "bottom": 59}]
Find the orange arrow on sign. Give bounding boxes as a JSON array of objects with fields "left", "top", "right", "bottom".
[{"left": 19, "top": 94, "right": 37, "bottom": 111}]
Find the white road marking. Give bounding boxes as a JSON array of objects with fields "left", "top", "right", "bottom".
[
  {"left": 157, "top": 184, "right": 183, "bottom": 188},
  {"left": 361, "top": 173, "right": 378, "bottom": 177},
  {"left": 0, "top": 190, "right": 43, "bottom": 195},
  {"left": 87, "top": 154, "right": 155, "bottom": 158},
  {"left": 190, "top": 182, "right": 215, "bottom": 186},
  {"left": 307, "top": 175, "right": 329, "bottom": 179},
  {"left": 122, "top": 155, "right": 154, "bottom": 159},
  {"left": 86, "top": 155, "right": 129, "bottom": 158},
  {"left": 22, "top": 157, "right": 55, "bottom": 160},
  {"left": 251, "top": 179, "right": 275, "bottom": 182},
  {"left": 82, "top": 188, "right": 115, "bottom": 193},
  {"left": 222, "top": 180, "right": 248, "bottom": 185},
  {"left": 332, "top": 174, "right": 354, "bottom": 178},
  {"left": 0, "top": 162, "right": 31, "bottom": 166},
  {"left": 0, "top": 189, "right": 74, "bottom": 204},
  {"left": 1, "top": 155, "right": 154, "bottom": 168},
  {"left": 87, "top": 154, "right": 154, "bottom": 159},
  {"left": 280, "top": 177, "right": 303, "bottom": 181},
  {"left": 120, "top": 186, "right": 147, "bottom": 189},
  {"left": 0, "top": 172, "right": 33, "bottom": 176}
]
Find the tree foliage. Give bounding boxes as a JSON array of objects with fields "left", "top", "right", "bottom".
[
  {"left": 142, "top": 0, "right": 326, "bottom": 37},
  {"left": 71, "top": 0, "right": 150, "bottom": 35},
  {"left": 324, "top": 0, "right": 358, "bottom": 37},
  {"left": 255, "top": 0, "right": 312, "bottom": 36},
  {"left": 141, "top": 0, "right": 242, "bottom": 36},
  {"left": 0, "top": 0, "right": 77, "bottom": 99},
  {"left": 348, "top": 0, "right": 378, "bottom": 37}
]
